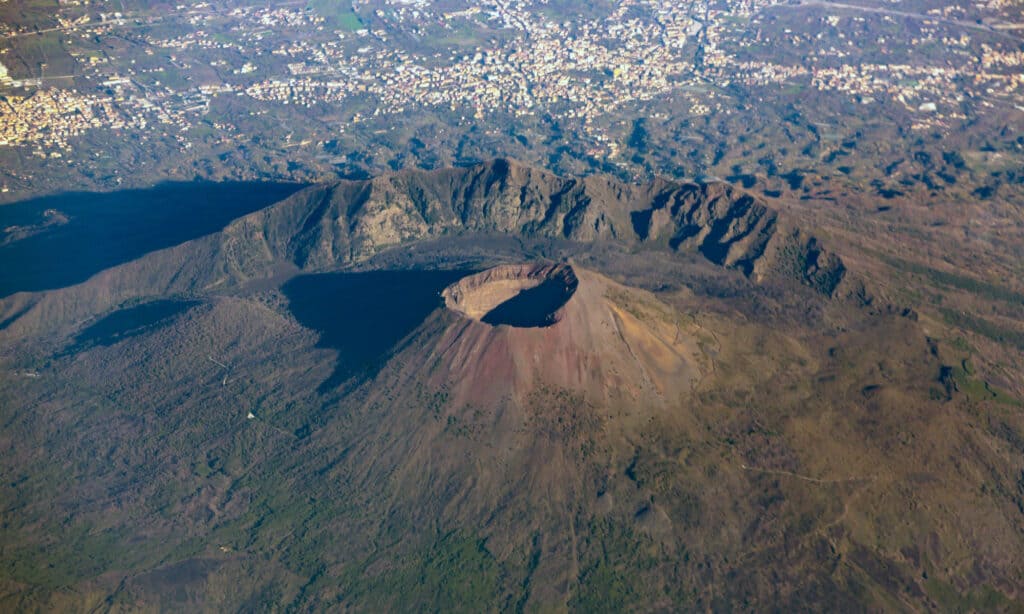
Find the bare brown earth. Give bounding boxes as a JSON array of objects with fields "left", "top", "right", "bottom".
[{"left": 436, "top": 264, "right": 701, "bottom": 409}]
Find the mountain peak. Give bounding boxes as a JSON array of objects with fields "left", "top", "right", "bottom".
[{"left": 409, "top": 262, "right": 704, "bottom": 409}]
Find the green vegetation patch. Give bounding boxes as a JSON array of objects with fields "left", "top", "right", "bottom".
[
  {"left": 569, "top": 518, "right": 675, "bottom": 611},
  {"left": 881, "top": 254, "right": 1024, "bottom": 307},
  {"left": 941, "top": 309, "right": 1024, "bottom": 353},
  {"left": 340, "top": 531, "right": 503, "bottom": 611},
  {"left": 947, "top": 359, "right": 1019, "bottom": 406},
  {"left": 924, "top": 576, "right": 1016, "bottom": 612},
  {"left": 1, "top": 523, "right": 161, "bottom": 588},
  {"left": 307, "top": 0, "right": 363, "bottom": 31}
]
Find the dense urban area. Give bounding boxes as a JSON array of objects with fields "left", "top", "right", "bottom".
[{"left": 0, "top": 0, "right": 1022, "bottom": 199}]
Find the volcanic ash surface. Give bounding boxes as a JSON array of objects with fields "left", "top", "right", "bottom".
[{"left": 433, "top": 263, "right": 705, "bottom": 408}]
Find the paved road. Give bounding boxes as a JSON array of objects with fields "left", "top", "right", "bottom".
[
  {"left": 0, "top": 17, "right": 155, "bottom": 42},
  {"left": 780, "top": 0, "right": 1022, "bottom": 40}
]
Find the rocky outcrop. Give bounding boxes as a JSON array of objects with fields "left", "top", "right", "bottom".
[{"left": 220, "top": 159, "right": 849, "bottom": 295}]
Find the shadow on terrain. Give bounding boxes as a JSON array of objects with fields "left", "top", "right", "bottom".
[
  {"left": 282, "top": 269, "right": 473, "bottom": 391},
  {"left": 0, "top": 181, "right": 306, "bottom": 297},
  {"left": 65, "top": 299, "right": 201, "bottom": 354},
  {"left": 481, "top": 277, "right": 575, "bottom": 328}
]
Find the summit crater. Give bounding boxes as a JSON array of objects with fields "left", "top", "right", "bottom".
[{"left": 442, "top": 263, "right": 578, "bottom": 328}]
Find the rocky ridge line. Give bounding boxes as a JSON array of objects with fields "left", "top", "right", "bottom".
[{"left": 223, "top": 159, "right": 849, "bottom": 296}]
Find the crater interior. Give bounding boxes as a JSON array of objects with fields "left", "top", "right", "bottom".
[{"left": 443, "top": 263, "right": 578, "bottom": 328}]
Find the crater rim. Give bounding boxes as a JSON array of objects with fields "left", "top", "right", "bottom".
[{"left": 442, "top": 263, "right": 578, "bottom": 328}]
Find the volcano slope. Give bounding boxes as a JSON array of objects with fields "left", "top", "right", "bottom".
[{"left": 1, "top": 159, "right": 1023, "bottom": 612}]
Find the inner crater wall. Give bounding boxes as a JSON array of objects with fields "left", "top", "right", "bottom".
[{"left": 442, "top": 264, "right": 578, "bottom": 328}]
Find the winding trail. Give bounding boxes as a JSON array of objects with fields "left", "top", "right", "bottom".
[
  {"left": 739, "top": 463, "right": 875, "bottom": 484},
  {"left": 778, "top": 0, "right": 1022, "bottom": 41}
]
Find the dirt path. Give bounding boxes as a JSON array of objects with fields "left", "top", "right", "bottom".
[{"left": 739, "top": 463, "right": 875, "bottom": 484}]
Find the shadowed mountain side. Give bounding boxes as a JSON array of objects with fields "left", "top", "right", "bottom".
[
  {"left": 281, "top": 270, "right": 472, "bottom": 390},
  {"left": 63, "top": 299, "right": 201, "bottom": 355},
  {"left": 0, "top": 181, "right": 305, "bottom": 297}
]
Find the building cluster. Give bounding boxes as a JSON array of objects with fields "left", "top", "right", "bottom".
[
  {"left": 980, "top": 45, "right": 1024, "bottom": 69},
  {"left": 0, "top": 0, "right": 1021, "bottom": 157},
  {"left": 704, "top": 10, "right": 1021, "bottom": 120},
  {"left": 0, "top": 78, "right": 214, "bottom": 155},
  {"left": 237, "top": 0, "right": 704, "bottom": 124},
  {"left": 0, "top": 89, "right": 116, "bottom": 153}
]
